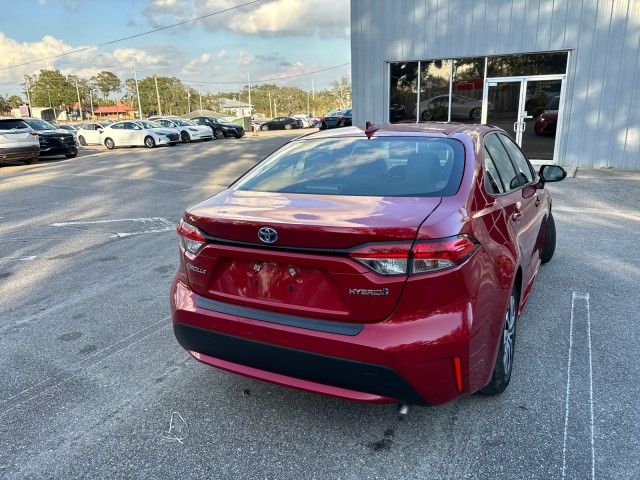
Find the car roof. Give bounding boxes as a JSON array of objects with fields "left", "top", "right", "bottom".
[{"left": 300, "top": 122, "right": 498, "bottom": 140}]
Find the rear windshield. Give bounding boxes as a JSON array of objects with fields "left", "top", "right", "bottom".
[
  {"left": 235, "top": 137, "right": 465, "bottom": 197},
  {"left": 0, "top": 119, "right": 29, "bottom": 130}
]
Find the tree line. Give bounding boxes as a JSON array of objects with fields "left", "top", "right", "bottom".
[{"left": 2, "top": 69, "right": 351, "bottom": 118}]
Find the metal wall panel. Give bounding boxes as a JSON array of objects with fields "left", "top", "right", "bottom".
[{"left": 351, "top": 0, "right": 640, "bottom": 169}]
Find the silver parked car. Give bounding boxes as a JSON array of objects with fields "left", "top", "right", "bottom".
[{"left": 0, "top": 117, "right": 39, "bottom": 164}]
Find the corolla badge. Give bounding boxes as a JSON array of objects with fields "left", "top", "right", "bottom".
[{"left": 258, "top": 226, "right": 278, "bottom": 244}]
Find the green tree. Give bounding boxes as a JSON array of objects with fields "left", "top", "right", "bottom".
[
  {"left": 26, "top": 70, "right": 76, "bottom": 108},
  {"left": 328, "top": 75, "right": 351, "bottom": 109},
  {"left": 0, "top": 95, "right": 9, "bottom": 113},
  {"left": 7, "top": 95, "right": 23, "bottom": 108},
  {"left": 91, "top": 71, "right": 121, "bottom": 101}
]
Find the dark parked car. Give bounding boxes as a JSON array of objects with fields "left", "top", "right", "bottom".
[
  {"left": 191, "top": 116, "right": 245, "bottom": 139},
  {"left": 320, "top": 108, "right": 352, "bottom": 129},
  {"left": 22, "top": 118, "right": 77, "bottom": 158},
  {"left": 260, "top": 117, "right": 304, "bottom": 131},
  {"left": 534, "top": 96, "right": 560, "bottom": 136},
  {"left": 171, "top": 122, "right": 566, "bottom": 407}
]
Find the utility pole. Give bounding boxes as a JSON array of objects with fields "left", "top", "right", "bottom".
[
  {"left": 75, "top": 78, "right": 82, "bottom": 121},
  {"left": 154, "top": 76, "right": 162, "bottom": 115},
  {"left": 89, "top": 89, "right": 94, "bottom": 119},
  {"left": 24, "top": 76, "right": 32, "bottom": 112},
  {"left": 47, "top": 88, "right": 52, "bottom": 108},
  {"left": 133, "top": 57, "right": 143, "bottom": 119},
  {"left": 187, "top": 90, "right": 191, "bottom": 113},
  {"left": 274, "top": 98, "right": 277, "bottom": 118},
  {"left": 247, "top": 73, "right": 252, "bottom": 117},
  {"left": 199, "top": 93, "right": 203, "bottom": 111},
  {"left": 307, "top": 91, "right": 310, "bottom": 116},
  {"left": 311, "top": 78, "right": 316, "bottom": 117},
  {"left": 268, "top": 91, "right": 272, "bottom": 118}
]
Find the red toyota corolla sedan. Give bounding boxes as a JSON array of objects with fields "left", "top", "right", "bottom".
[{"left": 171, "top": 123, "right": 566, "bottom": 406}]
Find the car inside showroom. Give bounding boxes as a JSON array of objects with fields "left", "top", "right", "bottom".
[{"left": 351, "top": 0, "right": 640, "bottom": 169}]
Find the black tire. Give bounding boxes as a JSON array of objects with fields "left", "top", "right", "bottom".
[
  {"left": 540, "top": 212, "right": 556, "bottom": 264},
  {"left": 482, "top": 287, "right": 518, "bottom": 395},
  {"left": 421, "top": 109, "right": 432, "bottom": 121},
  {"left": 104, "top": 137, "right": 115, "bottom": 149},
  {"left": 214, "top": 129, "right": 224, "bottom": 139},
  {"left": 470, "top": 107, "right": 481, "bottom": 121},
  {"left": 180, "top": 131, "right": 190, "bottom": 143},
  {"left": 65, "top": 152, "right": 77, "bottom": 159},
  {"left": 25, "top": 156, "right": 39, "bottom": 165},
  {"left": 144, "top": 136, "right": 156, "bottom": 148},
  {"left": 261, "top": 125, "right": 269, "bottom": 131},
  {"left": 234, "top": 133, "right": 243, "bottom": 139},
  {"left": 78, "top": 136, "right": 87, "bottom": 146},
  {"left": 169, "top": 142, "right": 177, "bottom": 146},
  {"left": 284, "top": 123, "right": 292, "bottom": 130}
]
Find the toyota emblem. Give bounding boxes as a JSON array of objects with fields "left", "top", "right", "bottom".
[{"left": 258, "top": 226, "right": 278, "bottom": 244}]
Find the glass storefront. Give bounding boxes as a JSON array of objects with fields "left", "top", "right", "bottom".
[
  {"left": 389, "top": 62, "right": 418, "bottom": 123},
  {"left": 388, "top": 51, "right": 568, "bottom": 161}
]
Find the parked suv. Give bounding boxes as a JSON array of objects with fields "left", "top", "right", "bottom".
[
  {"left": 22, "top": 118, "right": 77, "bottom": 158},
  {"left": 0, "top": 118, "right": 40, "bottom": 165}
]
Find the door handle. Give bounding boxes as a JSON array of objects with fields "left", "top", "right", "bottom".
[
  {"left": 513, "top": 121, "right": 519, "bottom": 133},
  {"left": 511, "top": 212, "right": 523, "bottom": 222}
]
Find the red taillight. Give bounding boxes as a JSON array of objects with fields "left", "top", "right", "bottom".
[
  {"left": 349, "top": 242, "right": 411, "bottom": 275},
  {"left": 30, "top": 132, "right": 38, "bottom": 136},
  {"left": 412, "top": 235, "right": 478, "bottom": 274},
  {"left": 177, "top": 219, "right": 206, "bottom": 254},
  {"left": 350, "top": 235, "right": 478, "bottom": 276}
]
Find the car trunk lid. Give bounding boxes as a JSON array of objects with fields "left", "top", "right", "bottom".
[{"left": 182, "top": 189, "right": 442, "bottom": 324}]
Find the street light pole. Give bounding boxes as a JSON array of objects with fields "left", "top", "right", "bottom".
[
  {"left": 133, "top": 57, "right": 143, "bottom": 119},
  {"left": 75, "top": 78, "right": 83, "bottom": 121},
  {"left": 311, "top": 78, "right": 315, "bottom": 117},
  {"left": 247, "top": 73, "right": 252, "bottom": 117},
  {"left": 154, "top": 75, "right": 162, "bottom": 115}
]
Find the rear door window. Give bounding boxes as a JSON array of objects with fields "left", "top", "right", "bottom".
[
  {"left": 484, "top": 134, "right": 519, "bottom": 191},
  {"left": 483, "top": 147, "right": 506, "bottom": 194},
  {"left": 234, "top": 137, "right": 465, "bottom": 197},
  {"left": 498, "top": 134, "right": 535, "bottom": 185}
]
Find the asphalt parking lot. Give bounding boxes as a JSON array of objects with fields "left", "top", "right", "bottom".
[{"left": 1, "top": 132, "right": 638, "bottom": 479}]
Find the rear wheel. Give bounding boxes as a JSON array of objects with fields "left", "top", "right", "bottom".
[
  {"left": 470, "top": 107, "right": 481, "bottom": 121},
  {"left": 144, "top": 136, "right": 156, "bottom": 148},
  {"left": 261, "top": 125, "right": 269, "bottom": 131},
  {"left": 540, "top": 212, "right": 556, "bottom": 264},
  {"left": 421, "top": 109, "right": 433, "bottom": 121},
  {"left": 104, "top": 137, "right": 115, "bottom": 149},
  {"left": 180, "top": 131, "right": 191, "bottom": 143},
  {"left": 78, "top": 136, "right": 87, "bottom": 146},
  {"left": 25, "top": 156, "right": 39, "bottom": 165},
  {"left": 284, "top": 123, "right": 292, "bottom": 130},
  {"left": 214, "top": 129, "right": 224, "bottom": 139},
  {"left": 65, "top": 152, "right": 77, "bottom": 159},
  {"left": 482, "top": 288, "right": 517, "bottom": 395}
]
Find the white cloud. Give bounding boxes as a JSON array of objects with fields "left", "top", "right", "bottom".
[
  {"left": 182, "top": 53, "right": 212, "bottom": 73},
  {"left": 143, "top": 0, "right": 349, "bottom": 37},
  {"left": 236, "top": 51, "right": 253, "bottom": 66}
]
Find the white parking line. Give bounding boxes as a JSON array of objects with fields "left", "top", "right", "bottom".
[
  {"left": 562, "top": 291, "right": 595, "bottom": 479},
  {"left": 51, "top": 217, "right": 172, "bottom": 227}
]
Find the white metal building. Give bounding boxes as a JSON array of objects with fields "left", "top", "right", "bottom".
[{"left": 351, "top": 0, "right": 640, "bottom": 169}]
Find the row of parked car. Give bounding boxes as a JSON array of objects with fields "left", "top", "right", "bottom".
[
  {"left": 0, "top": 115, "right": 248, "bottom": 165},
  {"left": 1, "top": 108, "right": 354, "bottom": 166}
]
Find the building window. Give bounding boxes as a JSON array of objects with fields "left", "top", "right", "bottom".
[
  {"left": 418, "top": 60, "right": 451, "bottom": 122},
  {"left": 487, "top": 52, "right": 568, "bottom": 77},
  {"left": 451, "top": 57, "right": 485, "bottom": 124},
  {"left": 389, "top": 62, "right": 418, "bottom": 123}
]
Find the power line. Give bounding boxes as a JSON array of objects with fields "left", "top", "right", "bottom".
[
  {"left": 181, "top": 62, "right": 351, "bottom": 85},
  {"left": 0, "top": 0, "right": 263, "bottom": 71}
]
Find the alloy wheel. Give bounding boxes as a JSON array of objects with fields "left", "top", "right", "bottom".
[{"left": 502, "top": 294, "right": 516, "bottom": 378}]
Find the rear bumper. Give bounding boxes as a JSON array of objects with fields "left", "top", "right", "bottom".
[
  {"left": 0, "top": 145, "right": 39, "bottom": 161},
  {"left": 171, "top": 279, "right": 474, "bottom": 406}
]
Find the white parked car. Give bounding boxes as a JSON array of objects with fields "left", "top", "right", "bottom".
[
  {"left": 99, "top": 120, "right": 180, "bottom": 149},
  {"left": 0, "top": 117, "right": 39, "bottom": 164},
  {"left": 76, "top": 122, "right": 111, "bottom": 146},
  {"left": 150, "top": 117, "right": 213, "bottom": 142},
  {"left": 416, "top": 94, "right": 494, "bottom": 121},
  {"left": 292, "top": 114, "right": 313, "bottom": 128}
]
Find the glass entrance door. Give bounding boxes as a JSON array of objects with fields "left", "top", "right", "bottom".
[
  {"left": 485, "top": 80, "right": 524, "bottom": 144},
  {"left": 483, "top": 75, "right": 564, "bottom": 162},
  {"left": 521, "top": 79, "right": 563, "bottom": 160}
]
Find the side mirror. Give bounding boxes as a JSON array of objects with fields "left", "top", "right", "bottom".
[{"left": 538, "top": 165, "right": 567, "bottom": 186}]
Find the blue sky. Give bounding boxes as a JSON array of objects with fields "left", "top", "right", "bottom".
[{"left": 0, "top": 0, "right": 351, "bottom": 97}]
